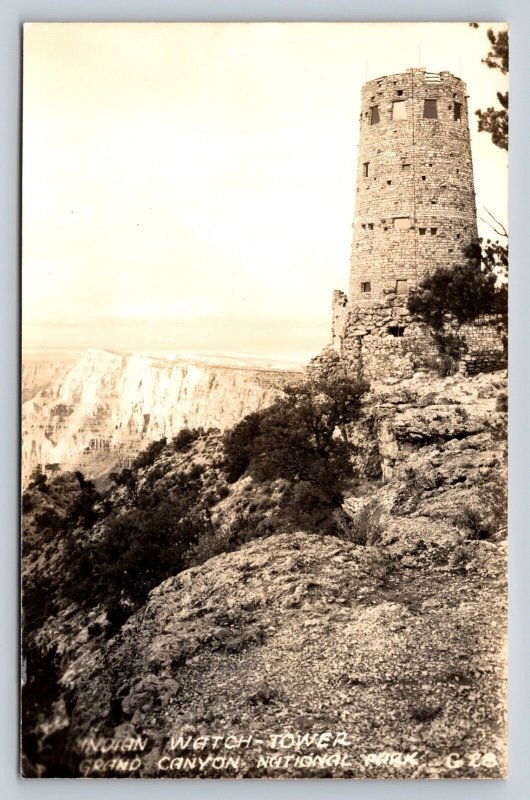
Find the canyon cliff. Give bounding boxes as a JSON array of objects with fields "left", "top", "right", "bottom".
[{"left": 22, "top": 349, "right": 299, "bottom": 486}]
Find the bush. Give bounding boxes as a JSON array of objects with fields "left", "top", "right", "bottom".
[
  {"left": 172, "top": 428, "right": 200, "bottom": 452},
  {"left": 131, "top": 437, "right": 167, "bottom": 471},
  {"left": 496, "top": 392, "right": 508, "bottom": 412},
  {"left": 27, "top": 471, "right": 48, "bottom": 493},
  {"left": 458, "top": 505, "right": 494, "bottom": 540},
  {"left": 335, "top": 501, "right": 385, "bottom": 546},
  {"left": 407, "top": 262, "right": 498, "bottom": 332},
  {"left": 22, "top": 493, "right": 34, "bottom": 514},
  {"left": 222, "top": 371, "right": 368, "bottom": 532},
  {"left": 34, "top": 508, "right": 64, "bottom": 537}
]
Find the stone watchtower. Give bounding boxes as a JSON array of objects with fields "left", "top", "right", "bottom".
[{"left": 331, "top": 68, "right": 485, "bottom": 376}]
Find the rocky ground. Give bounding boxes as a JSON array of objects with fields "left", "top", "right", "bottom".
[
  {"left": 65, "top": 530, "right": 506, "bottom": 779},
  {"left": 21, "top": 368, "right": 508, "bottom": 779}
]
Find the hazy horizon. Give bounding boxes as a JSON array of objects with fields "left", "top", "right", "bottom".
[{"left": 23, "top": 22, "right": 508, "bottom": 353}]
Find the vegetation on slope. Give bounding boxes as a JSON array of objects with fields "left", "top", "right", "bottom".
[{"left": 21, "top": 358, "right": 507, "bottom": 777}]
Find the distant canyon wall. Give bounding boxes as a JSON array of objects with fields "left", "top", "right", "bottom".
[{"left": 22, "top": 349, "right": 299, "bottom": 485}]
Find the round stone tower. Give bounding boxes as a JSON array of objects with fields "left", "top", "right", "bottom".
[{"left": 348, "top": 68, "right": 478, "bottom": 308}]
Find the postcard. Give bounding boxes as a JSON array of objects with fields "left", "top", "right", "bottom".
[{"left": 21, "top": 22, "right": 508, "bottom": 778}]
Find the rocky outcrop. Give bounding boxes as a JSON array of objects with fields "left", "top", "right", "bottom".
[
  {"left": 59, "top": 527, "right": 506, "bottom": 778},
  {"left": 21, "top": 349, "right": 299, "bottom": 485},
  {"left": 21, "top": 367, "right": 507, "bottom": 779}
]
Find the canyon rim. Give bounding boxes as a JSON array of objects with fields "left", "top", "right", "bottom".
[{"left": 21, "top": 22, "right": 508, "bottom": 779}]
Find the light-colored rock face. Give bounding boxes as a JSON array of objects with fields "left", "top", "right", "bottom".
[
  {"left": 22, "top": 357, "right": 77, "bottom": 402},
  {"left": 21, "top": 349, "right": 299, "bottom": 485}
]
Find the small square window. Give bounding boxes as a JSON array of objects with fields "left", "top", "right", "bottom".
[
  {"left": 453, "top": 102, "right": 462, "bottom": 121},
  {"left": 397, "top": 89, "right": 404, "bottom": 96},
  {"left": 392, "top": 100, "right": 407, "bottom": 120},
  {"left": 387, "top": 180, "right": 392, "bottom": 185},
  {"left": 423, "top": 99, "right": 438, "bottom": 119},
  {"left": 367, "top": 223, "right": 374, "bottom": 230},
  {"left": 363, "top": 162, "right": 369, "bottom": 177},
  {"left": 393, "top": 217, "right": 410, "bottom": 230},
  {"left": 396, "top": 280, "right": 408, "bottom": 295},
  {"left": 388, "top": 325, "right": 405, "bottom": 337},
  {"left": 430, "top": 227, "right": 438, "bottom": 235},
  {"left": 419, "top": 227, "right": 427, "bottom": 235},
  {"left": 421, "top": 175, "right": 426, "bottom": 181},
  {"left": 361, "top": 282, "right": 371, "bottom": 293},
  {"left": 370, "top": 105, "right": 380, "bottom": 125},
  {"left": 402, "top": 163, "right": 411, "bottom": 171}
]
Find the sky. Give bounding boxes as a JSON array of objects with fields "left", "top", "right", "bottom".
[{"left": 22, "top": 22, "right": 509, "bottom": 359}]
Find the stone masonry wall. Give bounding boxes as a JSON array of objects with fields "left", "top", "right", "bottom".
[
  {"left": 332, "top": 301, "right": 506, "bottom": 381},
  {"left": 349, "top": 68, "right": 478, "bottom": 307}
]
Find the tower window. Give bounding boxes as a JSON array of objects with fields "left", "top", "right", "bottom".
[
  {"left": 430, "top": 227, "right": 438, "bottom": 235},
  {"left": 370, "top": 105, "right": 380, "bottom": 125},
  {"left": 387, "top": 180, "right": 392, "bottom": 185},
  {"left": 392, "top": 100, "right": 407, "bottom": 120},
  {"left": 454, "top": 102, "right": 462, "bottom": 121},
  {"left": 419, "top": 227, "right": 427, "bottom": 235},
  {"left": 423, "top": 99, "right": 438, "bottom": 119},
  {"left": 388, "top": 325, "right": 405, "bottom": 337},
  {"left": 393, "top": 217, "right": 410, "bottom": 230},
  {"left": 421, "top": 175, "right": 426, "bottom": 181},
  {"left": 367, "top": 223, "right": 374, "bottom": 230},
  {"left": 397, "top": 89, "right": 404, "bottom": 96},
  {"left": 402, "top": 163, "right": 411, "bottom": 171},
  {"left": 396, "top": 280, "right": 408, "bottom": 295},
  {"left": 363, "top": 162, "right": 369, "bottom": 177},
  {"left": 361, "top": 282, "right": 371, "bottom": 293}
]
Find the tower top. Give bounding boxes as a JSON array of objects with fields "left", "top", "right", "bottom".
[{"left": 364, "top": 68, "right": 465, "bottom": 88}]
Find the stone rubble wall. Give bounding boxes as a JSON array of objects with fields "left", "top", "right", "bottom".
[{"left": 331, "top": 298, "right": 506, "bottom": 380}]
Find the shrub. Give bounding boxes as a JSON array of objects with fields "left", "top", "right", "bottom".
[
  {"left": 407, "top": 257, "right": 506, "bottom": 375},
  {"left": 109, "top": 468, "right": 138, "bottom": 504},
  {"left": 22, "top": 493, "right": 34, "bottom": 514},
  {"left": 222, "top": 370, "right": 368, "bottom": 532},
  {"left": 131, "top": 437, "right": 168, "bottom": 471},
  {"left": 172, "top": 428, "right": 200, "bottom": 452},
  {"left": 458, "top": 505, "right": 494, "bottom": 540},
  {"left": 335, "top": 501, "right": 385, "bottom": 546},
  {"left": 27, "top": 471, "right": 48, "bottom": 493},
  {"left": 407, "top": 262, "right": 498, "bottom": 333},
  {"left": 496, "top": 392, "right": 508, "bottom": 412},
  {"left": 34, "top": 508, "right": 64, "bottom": 537}
]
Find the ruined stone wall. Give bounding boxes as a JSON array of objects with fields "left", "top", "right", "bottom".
[
  {"left": 336, "top": 304, "right": 506, "bottom": 381},
  {"left": 349, "top": 68, "right": 478, "bottom": 307},
  {"left": 332, "top": 290, "right": 349, "bottom": 343}
]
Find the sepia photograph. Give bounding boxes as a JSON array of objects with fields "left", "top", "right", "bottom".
[{"left": 21, "top": 21, "right": 508, "bottom": 779}]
